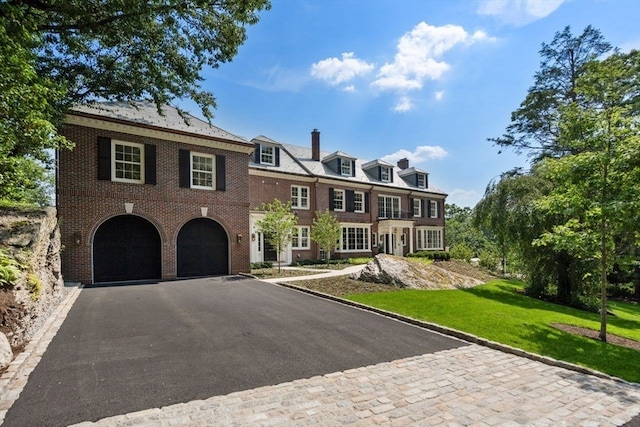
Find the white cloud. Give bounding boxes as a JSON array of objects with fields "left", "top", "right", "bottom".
[
  {"left": 342, "top": 85, "right": 356, "bottom": 93},
  {"left": 434, "top": 90, "right": 445, "bottom": 101},
  {"left": 477, "top": 0, "right": 565, "bottom": 26},
  {"left": 447, "top": 189, "right": 481, "bottom": 208},
  {"left": 393, "top": 96, "right": 413, "bottom": 112},
  {"left": 310, "top": 52, "right": 375, "bottom": 85},
  {"left": 371, "top": 22, "right": 493, "bottom": 92},
  {"left": 381, "top": 145, "right": 448, "bottom": 165}
]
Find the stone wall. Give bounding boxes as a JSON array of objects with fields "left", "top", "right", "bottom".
[{"left": 0, "top": 207, "right": 66, "bottom": 357}]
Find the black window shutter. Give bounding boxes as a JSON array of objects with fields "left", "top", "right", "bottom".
[
  {"left": 216, "top": 155, "right": 226, "bottom": 191},
  {"left": 437, "top": 201, "right": 442, "bottom": 218},
  {"left": 179, "top": 149, "right": 191, "bottom": 188},
  {"left": 97, "top": 137, "right": 111, "bottom": 180},
  {"left": 351, "top": 160, "right": 356, "bottom": 177},
  {"left": 415, "top": 175, "right": 419, "bottom": 186},
  {"left": 409, "top": 198, "right": 414, "bottom": 214},
  {"left": 390, "top": 169, "right": 394, "bottom": 183},
  {"left": 254, "top": 144, "right": 261, "bottom": 163},
  {"left": 275, "top": 147, "right": 280, "bottom": 166},
  {"left": 346, "top": 190, "right": 355, "bottom": 212},
  {"left": 336, "top": 158, "right": 342, "bottom": 174},
  {"left": 144, "top": 144, "right": 156, "bottom": 185},
  {"left": 364, "top": 192, "right": 370, "bottom": 213},
  {"left": 329, "top": 188, "right": 335, "bottom": 210},
  {"left": 427, "top": 199, "right": 432, "bottom": 218},
  {"left": 377, "top": 166, "right": 382, "bottom": 180},
  {"left": 421, "top": 199, "right": 426, "bottom": 217}
]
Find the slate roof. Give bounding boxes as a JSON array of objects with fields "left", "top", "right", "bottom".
[
  {"left": 70, "top": 102, "right": 250, "bottom": 145},
  {"left": 250, "top": 137, "right": 446, "bottom": 195}
]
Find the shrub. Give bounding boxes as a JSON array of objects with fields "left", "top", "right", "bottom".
[
  {"left": 407, "top": 251, "right": 450, "bottom": 261},
  {"left": 450, "top": 244, "right": 473, "bottom": 262},
  {"left": 250, "top": 261, "right": 273, "bottom": 269},
  {"left": 27, "top": 273, "right": 43, "bottom": 301},
  {"left": 348, "top": 257, "right": 373, "bottom": 265},
  {"left": 0, "top": 249, "right": 20, "bottom": 289},
  {"left": 479, "top": 250, "right": 500, "bottom": 271}
]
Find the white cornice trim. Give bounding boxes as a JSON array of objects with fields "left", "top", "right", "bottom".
[{"left": 65, "top": 114, "right": 255, "bottom": 154}]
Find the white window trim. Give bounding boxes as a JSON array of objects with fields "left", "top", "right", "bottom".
[
  {"left": 341, "top": 160, "right": 352, "bottom": 176},
  {"left": 336, "top": 223, "right": 372, "bottom": 253},
  {"left": 334, "top": 189, "right": 345, "bottom": 212},
  {"left": 291, "top": 185, "right": 310, "bottom": 210},
  {"left": 417, "top": 174, "right": 426, "bottom": 188},
  {"left": 292, "top": 226, "right": 310, "bottom": 250},
  {"left": 190, "top": 151, "right": 215, "bottom": 190},
  {"left": 380, "top": 166, "right": 391, "bottom": 182},
  {"left": 260, "top": 145, "right": 275, "bottom": 166},
  {"left": 378, "top": 194, "right": 401, "bottom": 219},
  {"left": 416, "top": 226, "right": 444, "bottom": 250},
  {"left": 413, "top": 199, "right": 421, "bottom": 217},
  {"left": 112, "top": 140, "right": 144, "bottom": 184},
  {"left": 430, "top": 200, "right": 438, "bottom": 218},
  {"left": 354, "top": 191, "right": 364, "bottom": 213}
]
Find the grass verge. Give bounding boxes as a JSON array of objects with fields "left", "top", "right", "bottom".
[{"left": 345, "top": 279, "right": 640, "bottom": 383}]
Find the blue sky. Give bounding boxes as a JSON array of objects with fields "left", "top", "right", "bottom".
[{"left": 181, "top": 0, "right": 640, "bottom": 207}]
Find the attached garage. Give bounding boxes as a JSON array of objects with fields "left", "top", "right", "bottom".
[
  {"left": 93, "top": 215, "right": 162, "bottom": 283},
  {"left": 177, "top": 218, "right": 229, "bottom": 277}
]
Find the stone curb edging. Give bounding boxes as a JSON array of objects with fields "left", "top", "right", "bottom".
[
  {"left": 0, "top": 284, "right": 84, "bottom": 424},
  {"left": 273, "top": 280, "right": 640, "bottom": 390}
]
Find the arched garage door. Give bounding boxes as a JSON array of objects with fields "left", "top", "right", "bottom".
[
  {"left": 93, "top": 215, "right": 162, "bottom": 283},
  {"left": 177, "top": 218, "right": 228, "bottom": 277}
]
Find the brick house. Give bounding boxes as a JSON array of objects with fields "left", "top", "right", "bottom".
[
  {"left": 57, "top": 103, "right": 446, "bottom": 283},
  {"left": 248, "top": 129, "right": 447, "bottom": 265},
  {"left": 57, "top": 102, "right": 254, "bottom": 284}
]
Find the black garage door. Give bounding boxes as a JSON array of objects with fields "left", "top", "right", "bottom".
[
  {"left": 93, "top": 215, "right": 162, "bottom": 283},
  {"left": 177, "top": 218, "right": 228, "bottom": 277}
]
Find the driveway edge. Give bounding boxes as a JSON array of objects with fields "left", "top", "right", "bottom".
[{"left": 274, "top": 280, "right": 640, "bottom": 389}]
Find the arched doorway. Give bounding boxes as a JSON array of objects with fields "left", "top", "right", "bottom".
[
  {"left": 177, "top": 218, "right": 229, "bottom": 277},
  {"left": 93, "top": 215, "right": 162, "bottom": 283}
]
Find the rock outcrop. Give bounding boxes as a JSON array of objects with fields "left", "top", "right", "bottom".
[
  {"left": 0, "top": 207, "right": 66, "bottom": 364},
  {"left": 350, "top": 254, "right": 484, "bottom": 290}
]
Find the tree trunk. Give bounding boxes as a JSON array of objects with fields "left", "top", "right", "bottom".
[
  {"left": 557, "top": 251, "right": 572, "bottom": 304},
  {"left": 599, "top": 220, "right": 607, "bottom": 342}
]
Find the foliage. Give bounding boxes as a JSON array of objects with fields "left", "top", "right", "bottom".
[
  {"left": 407, "top": 251, "right": 451, "bottom": 261},
  {"left": 256, "top": 199, "right": 297, "bottom": 272},
  {"left": 310, "top": 210, "right": 341, "bottom": 265},
  {"left": 27, "top": 273, "right": 43, "bottom": 301},
  {"left": 478, "top": 249, "right": 500, "bottom": 271},
  {"left": 449, "top": 244, "right": 472, "bottom": 262},
  {"left": 445, "top": 204, "right": 488, "bottom": 255},
  {"left": 348, "top": 257, "right": 373, "bottom": 265},
  {"left": 532, "top": 50, "right": 640, "bottom": 339},
  {"left": 346, "top": 280, "right": 640, "bottom": 383},
  {"left": 0, "top": 249, "right": 20, "bottom": 289},
  {"left": 250, "top": 261, "right": 273, "bottom": 269}
]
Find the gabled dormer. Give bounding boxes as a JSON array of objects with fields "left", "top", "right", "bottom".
[
  {"left": 252, "top": 135, "right": 280, "bottom": 167},
  {"left": 397, "top": 158, "right": 428, "bottom": 189},
  {"left": 322, "top": 151, "right": 356, "bottom": 177},
  {"left": 362, "top": 159, "right": 394, "bottom": 183}
]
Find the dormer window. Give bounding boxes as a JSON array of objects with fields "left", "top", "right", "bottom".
[
  {"left": 417, "top": 174, "right": 426, "bottom": 188},
  {"left": 380, "top": 166, "right": 391, "bottom": 182},
  {"left": 260, "top": 145, "right": 275, "bottom": 165},
  {"left": 341, "top": 160, "right": 352, "bottom": 176}
]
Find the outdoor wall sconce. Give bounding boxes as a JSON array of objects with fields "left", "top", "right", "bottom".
[
  {"left": 200, "top": 207, "right": 208, "bottom": 217},
  {"left": 73, "top": 232, "right": 81, "bottom": 246},
  {"left": 124, "top": 202, "right": 134, "bottom": 214},
  {"left": 251, "top": 233, "right": 256, "bottom": 241},
  {"left": 237, "top": 234, "right": 243, "bottom": 243}
]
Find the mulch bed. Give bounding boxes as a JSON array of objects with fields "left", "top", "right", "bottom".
[{"left": 551, "top": 323, "right": 640, "bottom": 351}]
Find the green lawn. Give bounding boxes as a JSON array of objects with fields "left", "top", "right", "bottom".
[{"left": 346, "top": 280, "right": 640, "bottom": 383}]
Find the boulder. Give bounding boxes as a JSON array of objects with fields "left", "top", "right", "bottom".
[
  {"left": 350, "top": 254, "right": 483, "bottom": 290},
  {"left": 0, "top": 333, "right": 12, "bottom": 370}
]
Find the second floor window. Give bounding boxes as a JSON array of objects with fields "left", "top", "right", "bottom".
[
  {"left": 260, "top": 145, "right": 275, "bottom": 165},
  {"left": 354, "top": 191, "right": 364, "bottom": 213},
  {"left": 113, "top": 141, "right": 144, "bottom": 183},
  {"left": 413, "top": 199, "right": 421, "bottom": 217},
  {"left": 378, "top": 195, "right": 400, "bottom": 219},
  {"left": 291, "top": 186, "right": 309, "bottom": 209},
  {"left": 430, "top": 200, "right": 439, "bottom": 218},
  {"left": 333, "top": 189, "right": 345, "bottom": 211},
  {"left": 191, "top": 152, "right": 214, "bottom": 190}
]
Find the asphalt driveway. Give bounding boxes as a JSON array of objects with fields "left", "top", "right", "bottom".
[{"left": 3, "top": 276, "right": 466, "bottom": 427}]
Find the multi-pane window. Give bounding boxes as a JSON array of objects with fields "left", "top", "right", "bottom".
[
  {"left": 113, "top": 141, "right": 144, "bottom": 183},
  {"left": 417, "top": 174, "right": 426, "bottom": 188},
  {"left": 260, "top": 145, "right": 274, "bottom": 165},
  {"left": 292, "top": 226, "right": 310, "bottom": 249},
  {"left": 413, "top": 199, "right": 421, "bottom": 217},
  {"left": 430, "top": 200, "right": 439, "bottom": 218},
  {"left": 338, "top": 225, "right": 371, "bottom": 252},
  {"left": 341, "top": 160, "right": 352, "bottom": 176},
  {"left": 416, "top": 227, "right": 443, "bottom": 250},
  {"left": 354, "top": 191, "right": 364, "bottom": 213},
  {"left": 380, "top": 166, "right": 391, "bottom": 182},
  {"left": 378, "top": 195, "right": 401, "bottom": 219},
  {"left": 191, "top": 152, "right": 214, "bottom": 189},
  {"left": 291, "top": 186, "right": 309, "bottom": 209},
  {"left": 333, "top": 189, "right": 345, "bottom": 211}
]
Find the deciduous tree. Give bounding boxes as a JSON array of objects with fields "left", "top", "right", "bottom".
[
  {"left": 310, "top": 210, "right": 341, "bottom": 265},
  {"left": 256, "top": 199, "right": 297, "bottom": 273}
]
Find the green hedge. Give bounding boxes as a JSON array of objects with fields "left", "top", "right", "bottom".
[
  {"left": 250, "top": 261, "right": 273, "bottom": 269},
  {"left": 407, "top": 251, "right": 451, "bottom": 261}
]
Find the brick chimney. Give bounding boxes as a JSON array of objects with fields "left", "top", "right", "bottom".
[
  {"left": 397, "top": 158, "right": 409, "bottom": 170},
  {"left": 311, "top": 129, "right": 320, "bottom": 161}
]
